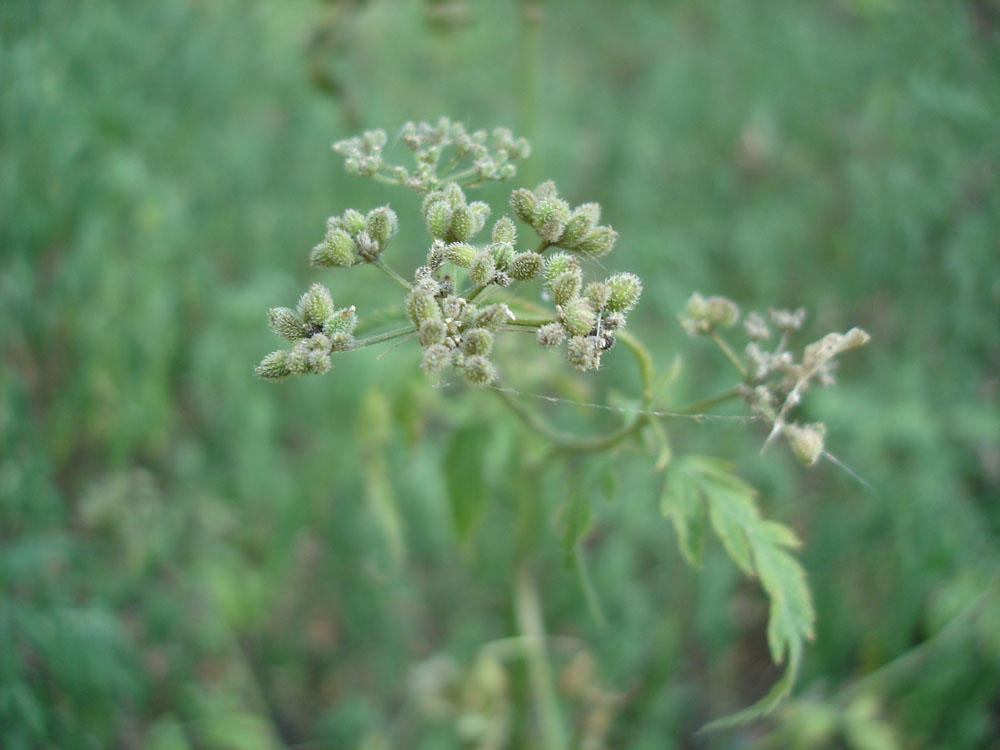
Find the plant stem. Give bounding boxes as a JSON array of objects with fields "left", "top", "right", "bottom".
[
  {"left": 672, "top": 386, "right": 744, "bottom": 416},
  {"left": 514, "top": 564, "right": 567, "bottom": 750},
  {"left": 711, "top": 330, "right": 748, "bottom": 378},
  {"left": 351, "top": 326, "right": 415, "bottom": 350},
  {"left": 372, "top": 258, "right": 412, "bottom": 290}
]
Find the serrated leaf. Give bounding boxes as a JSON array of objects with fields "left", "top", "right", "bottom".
[
  {"left": 444, "top": 425, "right": 490, "bottom": 544},
  {"left": 661, "top": 468, "right": 707, "bottom": 566},
  {"left": 666, "top": 456, "right": 816, "bottom": 729}
]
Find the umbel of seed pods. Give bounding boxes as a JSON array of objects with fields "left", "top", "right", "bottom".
[
  {"left": 679, "top": 293, "right": 870, "bottom": 465},
  {"left": 255, "top": 120, "right": 641, "bottom": 387}
]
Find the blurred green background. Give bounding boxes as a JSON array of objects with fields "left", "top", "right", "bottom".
[{"left": 2, "top": 0, "right": 999, "bottom": 747}]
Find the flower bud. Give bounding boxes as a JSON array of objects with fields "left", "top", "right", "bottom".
[
  {"left": 474, "top": 304, "right": 510, "bottom": 331},
  {"left": 561, "top": 298, "right": 596, "bottom": 336},
  {"left": 323, "top": 306, "right": 358, "bottom": 336},
  {"left": 297, "top": 283, "right": 336, "bottom": 328},
  {"left": 313, "top": 228, "right": 359, "bottom": 267},
  {"left": 425, "top": 200, "right": 452, "bottom": 239},
  {"left": 551, "top": 267, "right": 583, "bottom": 306},
  {"left": 542, "top": 252, "right": 577, "bottom": 288},
  {"left": 406, "top": 290, "right": 441, "bottom": 325},
  {"left": 606, "top": 272, "right": 642, "bottom": 313},
  {"left": 583, "top": 282, "right": 611, "bottom": 311},
  {"left": 510, "top": 188, "right": 537, "bottom": 224},
  {"left": 566, "top": 335, "right": 601, "bottom": 371},
  {"left": 785, "top": 422, "right": 826, "bottom": 466},
  {"left": 462, "top": 327, "right": 494, "bottom": 356},
  {"left": 419, "top": 318, "right": 446, "bottom": 347},
  {"left": 469, "top": 250, "right": 496, "bottom": 286},
  {"left": 444, "top": 242, "right": 476, "bottom": 267},
  {"left": 255, "top": 350, "right": 292, "bottom": 379},
  {"left": 577, "top": 226, "right": 618, "bottom": 259},
  {"left": 366, "top": 205, "right": 398, "bottom": 245},
  {"left": 268, "top": 307, "right": 307, "bottom": 341},
  {"left": 449, "top": 204, "right": 474, "bottom": 242},
  {"left": 536, "top": 322, "right": 566, "bottom": 349},
  {"left": 341, "top": 209, "right": 367, "bottom": 236},
  {"left": 286, "top": 344, "right": 310, "bottom": 374},
  {"left": 604, "top": 311, "right": 627, "bottom": 329},
  {"left": 421, "top": 344, "right": 451, "bottom": 374},
  {"left": 462, "top": 355, "right": 497, "bottom": 386},
  {"left": 509, "top": 251, "right": 543, "bottom": 281},
  {"left": 492, "top": 216, "right": 517, "bottom": 244},
  {"left": 560, "top": 203, "right": 600, "bottom": 248}
]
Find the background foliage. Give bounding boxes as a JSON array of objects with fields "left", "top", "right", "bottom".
[{"left": 2, "top": 0, "right": 999, "bottom": 747}]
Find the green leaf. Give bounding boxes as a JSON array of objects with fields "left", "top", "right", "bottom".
[
  {"left": 664, "top": 456, "right": 816, "bottom": 728},
  {"left": 561, "top": 490, "right": 592, "bottom": 567},
  {"left": 660, "top": 467, "right": 707, "bottom": 566},
  {"left": 444, "top": 424, "right": 490, "bottom": 544}
]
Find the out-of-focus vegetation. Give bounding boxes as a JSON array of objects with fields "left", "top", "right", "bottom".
[{"left": 2, "top": 0, "right": 998, "bottom": 748}]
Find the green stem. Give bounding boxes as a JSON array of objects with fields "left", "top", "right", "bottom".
[
  {"left": 372, "top": 258, "right": 412, "bottom": 290},
  {"left": 711, "top": 330, "right": 748, "bottom": 378},
  {"left": 508, "top": 317, "right": 552, "bottom": 328},
  {"left": 351, "top": 326, "right": 415, "bottom": 350},
  {"left": 514, "top": 564, "right": 567, "bottom": 750},
  {"left": 466, "top": 283, "right": 488, "bottom": 302},
  {"left": 671, "top": 386, "right": 744, "bottom": 416}
]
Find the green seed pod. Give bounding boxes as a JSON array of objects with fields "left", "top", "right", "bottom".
[
  {"left": 323, "top": 306, "right": 358, "bottom": 336},
  {"left": 561, "top": 298, "right": 596, "bottom": 336},
  {"left": 307, "top": 350, "right": 332, "bottom": 374},
  {"left": 534, "top": 180, "right": 558, "bottom": 200},
  {"left": 421, "top": 343, "right": 451, "bottom": 374},
  {"left": 492, "top": 215, "right": 517, "bottom": 244},
  {"left": 448, "top": 204, "right": 474, "bottom": 242},
  {"left": 560, "top": 204, "right": 599, "bottom": 248},
  {"left": 307, "top": 333, "right": 332, "bottom": 353},
  {"left": 297, "top": 283, "right": 336, "bottom": 328},
  {"left": 355, "top": 231, "right": 380, "bottom": 262},
  {"left": 490, "top": 242, "right": 515, "bottom": 270},
  {"left": 366, "top": 205, "right": 398, "bottom": 245},
  {"left": 313, "top": 228, "right": 358, "bottom": 267},
  {"left": 493, "top": 270, "right": 511, "bottom": 288},
  {"left": 268, "top": 307, "right": 307, "bottom": 341},
  {"left": 255, "top": 350, "right": 292, "bottom": 379},
  {"left": 419, "top": 318, "right": 446, "bottom": 347},
  {"left": 286, "top": 343, "right": 311, "bottom": 375},
  {"left": 583, "top": 282, "right": 612, "bottom": 311},
  {"left": 422, "top": 189, "right": 444, "bottom": 220},
  {"left": 785, "top": 422, "right": 826, "bottom": 466},
  {"left": 440, "top": 295, "right": 465, "bottom": 321},
  {"left": 606, "top": 272, "right": 642, "bottom": 313},
  {"left": 509, "top": 251, "right": 543, "bottom": 281},
  {"left": 462, "top": 355, "right": 497, "bottom": 386},
  {"left": 566, "top": 336, "right": 601, "bottom": 371},
  {"left": 542, "top": 252, "right": 577, "bottom": 288},
  {"left": 413, "top": 277, "right": 440, "bottom": 298},
  {"left": 405, "top": 290, "right": 441, "bottom": 325},
  {"left": 462, "top": 327, "right": 494, "bottom": 356},
  {"left": 469, "top": 250, "right": 496, "bottom": 286},
  {"left": 510, "top": 188, "right": 537, "bottom": 224},
  {"left": 686, "top": 292, "right": 709, "bottom": 319},
  {"left": 341, "top": 209, "right": 367, "bottom": 236},
  {"left": 427, "top": 239, "right": 447, "bottom": 269},
  {"left": 329, "top": 332, "right": 354, "bottom": 352},
  {"left": 475, "top": 304, "right": 509, "bottom": 331},
  {"left": 443, "top": 182, "right": 466, "bottom": 208},
  {"left": 577, "top": 226, "right": 618, "bottom": 259},
  {"left": 444, "top": 242, "right": 476, "bottom": 267},
  {"left": 468, "top": 201, "right": 491, "bottom": 235},
  {"left": 551, "top": 268, "right": 583, "bottom": 306},
  {"left": 706, "top": 296, "right": 739, "bottom": 327},
  {"left": 425, "top": 200, "right": 452, "bottom": 239},
  {"left": 536, "top": 322, "right": 566, "bottom": 349}
]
